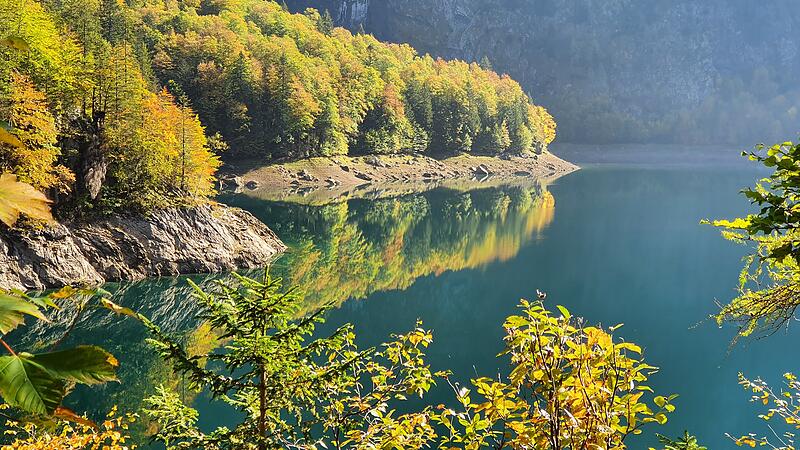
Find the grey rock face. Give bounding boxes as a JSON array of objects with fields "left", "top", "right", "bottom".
[
  {"left": 290, "top": 0, "right": 369, "bottom": 28},
  {"left": 0, "top": 204, "right": 286, "bottom": 291},
  {"left": 287, "top": 0, "right": 800, "bottom": 144}
]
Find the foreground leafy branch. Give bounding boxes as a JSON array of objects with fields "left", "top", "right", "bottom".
[
  {"left": 433, "top": 300, "right": 675, "bottom": 450},
  {"left": 709, "top": 140, "right": 800, "bottom": 338},
  {"left": 655, "top": 431, "right": 707, "bottom": 450},
  {"left": 729, "top": 372, "right": 800, "bottom": 449},
  {"left": 0, "top": 173, "right": 52, "bottom": 226},
  {"left": 2, "top": 406, "right": 137, "bottom": 449},
  {"left": 136, "top": 272, "right": 673, "bottom": 450},
  {"left": 0, "top": 288, "right": 119, "bottom": 421},
  {"left": 140, "top": 270, "right": 442, "bottom": 450}
]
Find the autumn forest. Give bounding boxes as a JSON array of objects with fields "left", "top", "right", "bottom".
[{"left": 0, "top": 0, "right": 555, "bottom": 213}]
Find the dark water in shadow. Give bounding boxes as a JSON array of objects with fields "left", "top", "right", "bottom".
[{"left": 14, "top": 145, "right": 791, "bottom": 448}]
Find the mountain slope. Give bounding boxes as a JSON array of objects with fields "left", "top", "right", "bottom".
[{"left": 288, "top": 0, "right": 800, "bottom": 145}]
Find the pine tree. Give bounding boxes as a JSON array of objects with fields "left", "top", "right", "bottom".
[
  {"left": 317, "top": 9, "right": 334, "bottom": 36},
  {"left": 142, "top": 271, "right": 441, "bottom": 450},
  {"left": 479, "top": 55, "right": 493, "bottom": 71}
]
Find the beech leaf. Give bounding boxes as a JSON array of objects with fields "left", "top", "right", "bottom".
[
  {"left": 0, "top": 173, "right": 53, "bottom": 226},
  {"left": 0, "top": 355, "right": 65, "bottom": 415},
  {"left": 0, "top": 292, "right": 47, "bottom": 334},
  {"left": 26, "top": 345, "right": 120, "bottom": 385}
]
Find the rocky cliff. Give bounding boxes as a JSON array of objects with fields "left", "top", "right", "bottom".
[
  {"left": 288, "top": 0, "right": 800, "bottom": 145},
  {"left": 0, "top": 204, "right": 286, "bottom": 291}
]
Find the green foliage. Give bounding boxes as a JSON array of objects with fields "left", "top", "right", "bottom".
[
  {"left": 143, "top": 386, "right": 201, "bottom": 447},
  {"left": 0, "top": 0, "right": 553, "bottom": 214},
  {"left": 261, "top": 184, "right": 556, "bottom": 311},
  {"left": 104, "top": 86, "right": 221, "bottom": 210},
  {"left": 655, "top": 431, "right": 707, "bottom": 450},
  {"left": 139, "top": 0, "right": 554, "bottom": 158},
  {"left": 0, "top": 0, "right": 220, "bottom": 214},
  {"left": 0, "top": 288, "right": 119, "bottom": 419},
  {"left": 0, "top": 354, "right": 68, "bottom": 415},
  {"left": 134, "top": 270, "right": 671, "bottom": 450},
  {"left": 433, "top": 299, "right": 675, "bottom": 449},
  {"left": 710, "top": 140, "right": 800, "bottom": 337},
  {"left": 316, "top": 9, "right": 334, "bottom": 36},
  {"left": 140, "top": 270, "right": 441, "bottom": 450},
  {"left": 0, "top": 292, "right": 48, "bottom": 332},
  {"left": 25, "top": 346, "right": 120, "bottom": 386},
  {"left": 0, "top": 0, "right": 83, "bottom": 113}
]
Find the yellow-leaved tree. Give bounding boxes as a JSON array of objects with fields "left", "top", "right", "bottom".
[
  {"left": 105, "top": 81, "right": 220, "bottom": 209},
  {"left": 431, "top": 299, "right": 676, "bottom": 450},
  {"left": 0, "top": 74, "right": 72, "bottom": 192}
]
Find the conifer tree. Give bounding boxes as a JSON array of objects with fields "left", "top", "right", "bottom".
[{"left": 143, "top": 271, "right": 441, "bottom": 450}]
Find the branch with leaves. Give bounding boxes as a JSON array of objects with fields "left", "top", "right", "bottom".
[
  {"left": 708, "top": 140, "right": 800, "bottom": 338},
  {"left": 729, "top": 372, "right": 800, "bottom": 449},
  {"left": 134, "top": 275, "right": 675, "bottom": 450},
  {"left": 139, "top": 270, "right": 443, "bottom": 450},
  {"left": 432, "top": 299, "right": 676, "bottom": 450},
  {"left": 0, "top": 287, "right": 119, "bottom": 427}
]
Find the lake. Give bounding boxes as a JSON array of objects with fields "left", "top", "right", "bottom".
[{"left": 14, "top": 145, "right": 794, "bottom": 448}]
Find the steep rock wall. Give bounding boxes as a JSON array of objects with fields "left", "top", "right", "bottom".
[{"left": 0, "top": 204, "right": 286, "bottom": 291}]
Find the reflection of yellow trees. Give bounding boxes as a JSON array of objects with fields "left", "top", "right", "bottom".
[{"left": 274, "top": 185, "right": 556, "bottom": 310}]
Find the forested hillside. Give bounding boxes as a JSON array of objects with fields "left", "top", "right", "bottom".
[
  {"left": 288, "top": 0, "right": 800, "bottom": 145},
  {"left": 0, "top": 0, "right": 555, "bottom": 213}
]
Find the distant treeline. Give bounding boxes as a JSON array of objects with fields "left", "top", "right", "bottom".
[{"left": 0, "top": 0, "right": 554, "bottom": 212}]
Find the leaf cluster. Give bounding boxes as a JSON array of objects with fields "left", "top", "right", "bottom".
[
  {"left": 140, "top": 276, "right": 673, "bottom": 450},
  {"left": 728, "top": 372, "right": 800, "bottom": 449},
  {"left": 432, "top": 300, "right": 675, "bottom": 450},
  {"left": 0, "top": 287, "right": 119, "bottom": 423}
]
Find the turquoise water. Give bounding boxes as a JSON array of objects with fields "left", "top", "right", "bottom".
[{"left": 15, "top": 145, "right": 794, "bottom": 448}]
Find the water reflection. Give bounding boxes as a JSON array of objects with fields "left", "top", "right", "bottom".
[
  {"left": 8, "top": 182, "right": 558, "bottom": 444},
  {"left": 226, "top": 182, "right": 556, "bottom": 310},
  {"left": 11, "top": 149, "right": 788, "bottom": 449}
]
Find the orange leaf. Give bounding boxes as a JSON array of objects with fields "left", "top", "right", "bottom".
[{"left": 54, "top": 406, "right": 99, "bottom": 430}]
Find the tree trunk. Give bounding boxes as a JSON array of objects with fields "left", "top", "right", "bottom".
[{"left": 259, "top": 365, "right": 267, "bottom": 450}]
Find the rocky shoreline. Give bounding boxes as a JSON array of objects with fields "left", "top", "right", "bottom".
[
  {"left": 224, "top": 151, "right": 578, "bottom": 196},
  {"left": 0, "top": 204, "right": 286, "bottom": 291},
  {"left": 0, "top": 152, "right": 577, "bottom": 291}
]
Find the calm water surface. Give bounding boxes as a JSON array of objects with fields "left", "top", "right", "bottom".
[{"left": 17, "top": 145, "right": 795, "bottom": 448}]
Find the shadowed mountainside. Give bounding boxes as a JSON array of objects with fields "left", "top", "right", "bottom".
[{"left": 287, "top": 0, "right": 800, "bottom": 145}]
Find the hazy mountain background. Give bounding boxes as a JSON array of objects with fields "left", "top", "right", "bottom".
[{"left": 286, "top": 0, "right": 800, "bottom": 146}]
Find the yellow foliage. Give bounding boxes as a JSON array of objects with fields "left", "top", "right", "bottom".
[
  {"left": 281, "top": 186, "right": 556, "bottom": 313},
  {"left": 2, "top": 408, "right": 136, "bottom": 450},
  {"left": 0, "top": 173, "right": 53, "bottom": 226},
  {"left": 105, "top": 76, "right": 220, "bottom": 207},
  {"left": 0, "top": 73, "right": 70, "bottom": 190},
  {"left": 529, "top": 104, "right": 557, "bottom": 145},
  {"left": 434, "top": 300, "right": 675, "bottom": 449},
  {"left": 731, "top": 372, "right": 800, "bottom": 448}
]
